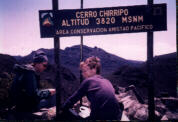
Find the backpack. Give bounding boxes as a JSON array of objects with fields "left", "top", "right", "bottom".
[{"left": 10, "top": 72, "right": 25, "bottom": 106}]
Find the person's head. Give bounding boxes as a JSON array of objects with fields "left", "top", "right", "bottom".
[
  {"left": 33, "top": 50, "right": 48, "bottom": 72},
  {"left": 80, "top": 56, "right": 101, "bottom": 78}
]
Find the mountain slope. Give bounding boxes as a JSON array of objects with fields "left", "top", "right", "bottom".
[
  {"left": 109, "top": 52, "right": 177, "bottom": 97},
  {"left": 0, "top": 54, "right": 17, "bottom": 73},
  {"left": 14, "top": 45, "right": 143, "bottom": 77}
]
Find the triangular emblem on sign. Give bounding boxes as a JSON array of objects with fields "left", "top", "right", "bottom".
[{"left": 42, "top": 13, "right": 53, "bottom": 27}]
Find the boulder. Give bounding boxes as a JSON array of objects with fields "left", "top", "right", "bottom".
[
  {"left": 116, "top": 86, "right": 148, "bottom": 120},
  {"left": 161, "top": 111, "right": 178, "bottom": 120},
  {"left": 161, "top": 97, "right": 178, "bottom": 111}
]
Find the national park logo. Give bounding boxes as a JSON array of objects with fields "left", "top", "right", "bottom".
[{"left": 42, "top": 13, "right": 54, "bottom": 27}]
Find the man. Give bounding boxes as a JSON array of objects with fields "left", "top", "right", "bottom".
[
  {"left": 11, "top": 50, "right": 56, "bottom": 113},
  {"left": 61, "top": 56, "right": 122, "bottom": 120}
]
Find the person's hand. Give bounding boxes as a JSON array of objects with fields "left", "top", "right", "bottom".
[{"left": 48, "top": 88, "right": 56, "bottom": 95}]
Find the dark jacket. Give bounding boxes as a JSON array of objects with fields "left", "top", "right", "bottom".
[
  {"left": 62, "top": 75, "right": 122, "bottom": 120},
  {"left": 11, "top": 64, "right": 51, "bottom": 112}
]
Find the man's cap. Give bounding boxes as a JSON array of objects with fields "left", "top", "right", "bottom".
[{"left": 33, "top": 50, "right": 48, "bottom": 63}]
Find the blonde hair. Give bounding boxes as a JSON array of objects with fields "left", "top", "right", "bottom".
[{"left": 80, "top": 56, "right": 101, "bottom": 74}]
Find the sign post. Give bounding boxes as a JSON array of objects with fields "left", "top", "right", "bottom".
[
  {"left": 80, "top": 0, "right": 84, "bottom": 106},
  {"left": 147, "top": 0, "right": 155, "bottom": 120},
  {"left": 52, "top": 0, "right": 61, "bottom": 119}
]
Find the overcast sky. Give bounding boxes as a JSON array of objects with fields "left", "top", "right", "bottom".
[{"left": 0, "top": 0, "right": 176, "bottom": 61}]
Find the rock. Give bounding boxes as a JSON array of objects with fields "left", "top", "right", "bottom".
[
  {"left": 134, "top": 105, "right": 148, "bottom": 120},
  {"left": 155, "top": 110, "right": 162, "bottom": 120},
  {"left": 161, "top": 97, "right": 178, "bottom": 111},
  {"left": 117, "top": 86, "right": 126, "bottom": 93},
  {"left": 117, "top": 93, "right": 129, "bottom": 101},
  {"left": 161, "top": 115, "right": 168, "bottom": 120},
  {"left": 116, "top": 86, "right": 175, "bottom": 120},
  {"left": 116, "top": 87, "right": 148, "bottom": 120},
  {"left": 155, "top": 104, "right": 167, "bottom": 117},
  {"left": 124, "top": 100, "right": 135, "bottom": 110},
  {"left": 163, "top": 111, "right": 178, "bottom": 120},
  {"left": 32, "top": 88, "right": 178, "bottom": 121},
  {"left": 121, "top": 111, "right": 130, "bottom": 121},
  {"left": 126, "top": 85, "right": 145, "bottom": 104},
  {"left": 155, "top": 98, "right": 167, "bottom": 115}
]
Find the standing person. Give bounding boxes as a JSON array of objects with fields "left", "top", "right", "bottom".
[
  {"left": 61, "top": 56, "right": 123, "bottom": 120},
  {"left": 11, "top": 50, "right": 56, "bottom": 114}
]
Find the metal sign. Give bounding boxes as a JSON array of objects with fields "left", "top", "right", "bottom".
[{"left": 39, "top": 3, "right": 167, "bottom": 38}]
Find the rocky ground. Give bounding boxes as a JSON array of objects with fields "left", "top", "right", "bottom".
[
  {"left": 29, "top": 85, "right": 178, "bottom": 121},
  {"left": 116, "top": 85, "right": 178, "bottom": 121}
]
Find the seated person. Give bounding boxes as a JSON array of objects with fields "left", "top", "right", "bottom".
[
  {"left": 11, "top": 50, "right": 56, "bottom": 114},
  {"left": 61, "top": 56, "right": 122, "bottom": 120}
]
